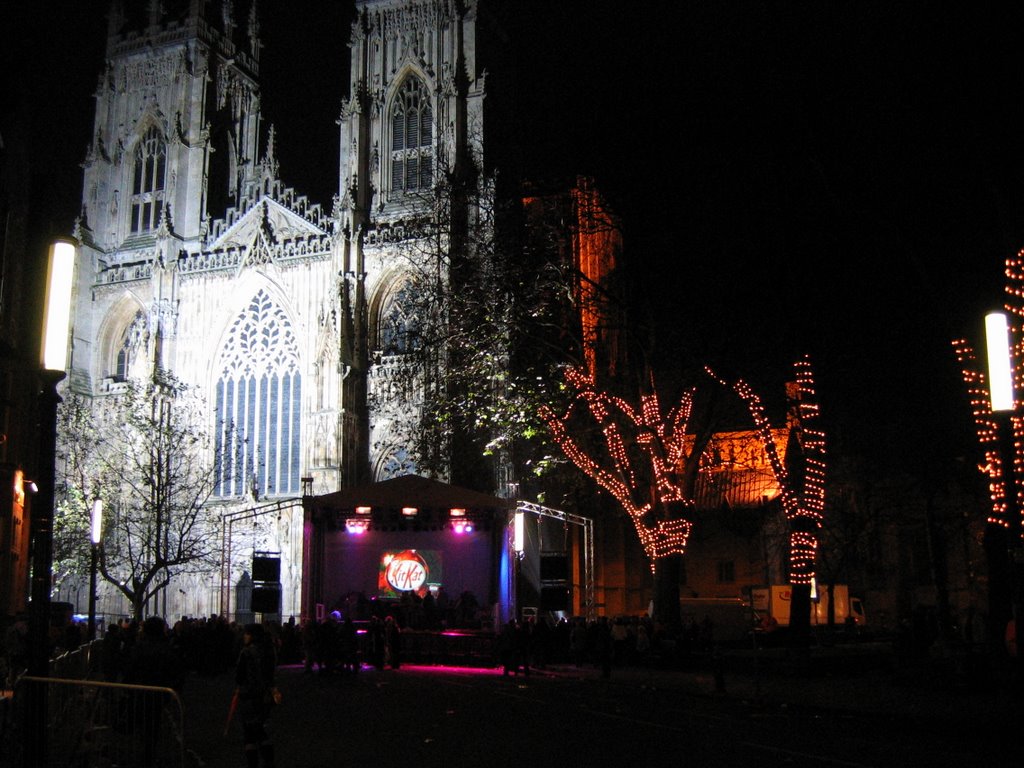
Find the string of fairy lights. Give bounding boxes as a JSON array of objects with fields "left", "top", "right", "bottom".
[
  {"left": 541, "top": 357, "right": 827, "bottom": 584},
  {"left": 540, "top": 367, "right": 694, "bottom": 566},
  {"left": 951, "top": 339, "right": 1009, "bottom": 525},
  {"left": 706, "top": 357, "right": 826, "bottom": 585},
  {"left": 952, "top": 251, "right": 1024, "bottom": 530}
]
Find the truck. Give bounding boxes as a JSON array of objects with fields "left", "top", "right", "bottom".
[{"left": 750, "top": 584, "right": 866, "bottom": 629}]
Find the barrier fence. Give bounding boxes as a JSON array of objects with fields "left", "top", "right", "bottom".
[{"left": 5, "top": 676, "right": 185, "bottom": 768}]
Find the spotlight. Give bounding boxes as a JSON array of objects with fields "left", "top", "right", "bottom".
[{"left": 345, "top": 518, "right": 369, "bottom": 534}]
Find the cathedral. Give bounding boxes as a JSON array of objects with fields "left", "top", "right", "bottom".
[
  {"left": 64, "top": 0, "right": 487, "bottom": 620},
  {"left": 61, "top": 0, "right": 614, "bottom": 622}
]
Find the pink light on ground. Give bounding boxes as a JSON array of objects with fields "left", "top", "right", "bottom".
[{"left": 277, "top": 662, "right": 505, "bottom": 676}]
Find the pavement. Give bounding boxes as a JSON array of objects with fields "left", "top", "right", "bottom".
[
  {"left": 536, "top": 642, "right": 1023, "bottom": 729},
  {"left": 177, "top": 640, "right": 1023, "bottom": 765}
]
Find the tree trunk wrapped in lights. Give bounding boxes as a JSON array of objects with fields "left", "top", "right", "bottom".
[
  {"left": 541, "top": 366, "right": 696, "bottom": 561},
  {"left": 951, "top": 250, "right": 1024, "bottom": 661},
  {"left": 542, "top": 358, "right": 827, "bottom": 631},
  {"left": 541, "top": 366, "right": 706, "bottom": 627},
  {"left": 708, "top": 357, "right": 827, "bottom": 648}
]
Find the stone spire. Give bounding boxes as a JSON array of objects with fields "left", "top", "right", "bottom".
[
  {"left": 107, "top": 0, "right": 124, "bottom": 38},
  {"left": 148, "top": 0, "right": 162, "bottom": 34},
  {"left": 248, "top": 0, "right": 261, "bottom": 62}
]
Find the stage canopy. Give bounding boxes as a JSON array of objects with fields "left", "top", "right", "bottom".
[
  {"left": 302, "top": 475, "right": 516, "bottom": 626},
  {"left": 308, "top": 474, "right": 514, "bottom": 515}
]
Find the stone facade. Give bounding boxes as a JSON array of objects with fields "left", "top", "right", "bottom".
[{"left": 65, "top": 0, "right": 492, "bottom": 622}]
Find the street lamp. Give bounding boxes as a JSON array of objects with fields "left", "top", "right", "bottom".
[
  {"left": 88, "top": 498, "right": 103, "bottom": 641},
  {"left": 985, "top": 312, "right": 1014, "bottom": 412},
  {"left": 984, "top": 311, "right": 1023, "bottom": 677},
  {"left": 26, "top": 239, "right": 75, "bottom": 767}
]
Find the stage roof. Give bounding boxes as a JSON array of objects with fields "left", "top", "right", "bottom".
[{"left": 309, "top": 474, "right": 515, "bottom": 513}]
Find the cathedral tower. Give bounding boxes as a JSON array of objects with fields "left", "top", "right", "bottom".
[{"left": 336, "top": 0, "right": 489, "bottom": 485}]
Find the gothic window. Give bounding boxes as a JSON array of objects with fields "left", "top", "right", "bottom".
[
  {"left": 379, "top": 446, "right": 417, "bottom": 480},
  {"left": 390, "top": 76, "right": 433, "bottom": 194},
  {"left": 213, "top": 290, "right": 302, "bottom": 497},
  {"left": 130, "top": 126, "right": 167, "bottom": 234},
  {"left": 379, "top": 284, "right": 422, "bottom": 355},
  {"left": 111, "top": 310, "right": 147, "bottom": 382},
  {"left": 115, "top": 339, "right": 129, "bottom": 381}
]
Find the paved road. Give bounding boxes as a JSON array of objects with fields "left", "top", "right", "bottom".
[{"left": 180, "top": 660, "right": 1020, "bottom": 768}]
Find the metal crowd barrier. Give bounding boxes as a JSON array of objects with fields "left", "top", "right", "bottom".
[{"left": 5, "top": 676, "right": 185, "bottom": 767}]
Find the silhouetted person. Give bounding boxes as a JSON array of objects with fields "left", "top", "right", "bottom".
[
  {"left": 124, "top": 616, "right": 184, "bottom": 766},
  {"left": 340, "top": 615, "right": 359, "bottom": 674},
  {"left": 234, "top": 623, "right": 278, "bottom": 768},
  {"left": 384, "top": 615, "right": 402, "bottom": 669}
]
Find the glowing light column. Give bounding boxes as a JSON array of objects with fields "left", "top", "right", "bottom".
[
  {"left": 952, "top": 253, "right": 1024, "bottom": 679},
  {"left": 27, "top": 240, "right": 76, "bottom": 768}
]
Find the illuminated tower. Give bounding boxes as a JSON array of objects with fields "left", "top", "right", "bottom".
[
  {"left": 68, "top": 0, "right": 336, "bottom": 620},
  {"left": 63, "top": 0, "right": 498, "bottom": 620},
  {"left": 336, "top": 0, "right": 488, "bottom": 485}
]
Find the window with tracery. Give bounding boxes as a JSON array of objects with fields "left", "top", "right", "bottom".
[
  {"left": 379, "top": 446, "right": 417, "bottom": 480},
  {"left": 390, "top": 76, "right": 433, "bottom": 194},
  {"left": 130, "top": 126, "right": 167, "bottom": 234},
  {"left": 112, "top": 310, "right": 147, "bottom": 381},
  {"left": 214, "top": 290, "right": 302, "bottom": 497},
  {"left": 379, "top": 284, "right": 422, "bottom": 355}
]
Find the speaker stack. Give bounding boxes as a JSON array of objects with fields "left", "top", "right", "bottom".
[{"left": 251, "top": 553, "right": 281, "bottom": 614}]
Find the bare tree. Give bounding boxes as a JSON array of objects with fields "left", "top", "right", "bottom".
[
  {"left": 710, "top": 357, "right": 827, "bottom": 648},
  {"left": 540, "top": 365, "right": 720, "bottom": 627},
  {"left": 55, "top": 377, "right": 222, "bottom": 619}
]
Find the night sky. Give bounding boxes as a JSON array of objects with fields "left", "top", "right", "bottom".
[{"left": 11, "top": 1, "right": 1024, "bottom": 479}]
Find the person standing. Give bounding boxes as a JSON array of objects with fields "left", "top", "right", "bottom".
[
  {"left": 384, "top": 615, "right": 402, "bottom": 669},
  {"left": 124, "top": 616, "right": 184, "bottom": 766},
  {"left": 233, "top": 623, "right": 278, "bottom": 768}
]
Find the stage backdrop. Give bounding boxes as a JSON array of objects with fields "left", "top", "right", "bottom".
[{"left": 303, "top": 475, "right": 513, "bottom": 624}]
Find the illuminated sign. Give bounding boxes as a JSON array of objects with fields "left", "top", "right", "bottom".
[{"left": 378, "top": 550, "right": 442, "bottom": 597}]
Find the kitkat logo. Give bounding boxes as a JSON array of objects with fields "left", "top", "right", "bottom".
[{"left": 384, "top": 550, "right": 428, "bottom": 592}]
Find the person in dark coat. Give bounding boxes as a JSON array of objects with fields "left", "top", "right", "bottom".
[
  {"left": 233, "top": 623, "right": 278, "bottom": 768},
  {"left": 124, "top": 616, "right": 184, "bottom": 766},
  {"left": 384, "top": 615, "right": 402, "bottom": 669},
  {"left": 340, "top": 614, "right": 359, "bottom": 674}
]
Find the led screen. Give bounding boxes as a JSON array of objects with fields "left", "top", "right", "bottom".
[{"left": 377, "top": 549, "right": 443, "bottom": 597}]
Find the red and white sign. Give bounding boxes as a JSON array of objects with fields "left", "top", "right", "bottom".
[{"left": 384, "top": 550, "right": 428, "bottom": 593}]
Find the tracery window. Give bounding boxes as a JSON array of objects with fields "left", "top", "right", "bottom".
[
  {"left": 379, "top": 284, "right": 422, "bottom": 355},
  {"left": 379, "top": 446, "right": 417, "bottom": 480},
  {"left": 112, "top": 310, "right": 147, "bottom": 382},
  {"left": 390, "top": 76, "right": 433, "bottom": 194},
  {"left": 130, "top": 126, "right": 167, "bottom": 234},
  {"left": 214, "top": 290, "right": 302, "bottom": 497}
]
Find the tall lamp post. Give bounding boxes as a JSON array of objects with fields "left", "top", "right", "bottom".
[
  {"left": 88, "top": 498, "right": 103, "bottom": 641},
  {"left": 26, "top": 240, "right": 75, "bottom": 767},
  {"left": 984, "top": 311, "right": 1023, "bottom": 679}
]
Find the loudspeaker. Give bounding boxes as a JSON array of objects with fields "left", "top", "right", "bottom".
[
  {"left": 540, "top": 554, "right": 569, "bottom": 581},
  {"left": 252, "top": 556, "right": 280, "bottom": 583},
  {"left": 540, "top": 585, "right": 570, "bottom": 611},
  {"left": 251, "top": 586, "right": 281, "bottom": 614}
]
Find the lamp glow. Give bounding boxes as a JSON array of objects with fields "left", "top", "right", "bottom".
[
  {"left": 986, "top": 312, "right": 1015, "bottom": 412},
  {"left": 91, "top": 499, "right": 103, "bottom": 545},
  {"left": 41, "top": 240, "right": 75, "bottom": 372},
  {"left": 513, "top": 511, "right": 524, "bottom": 553}
]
